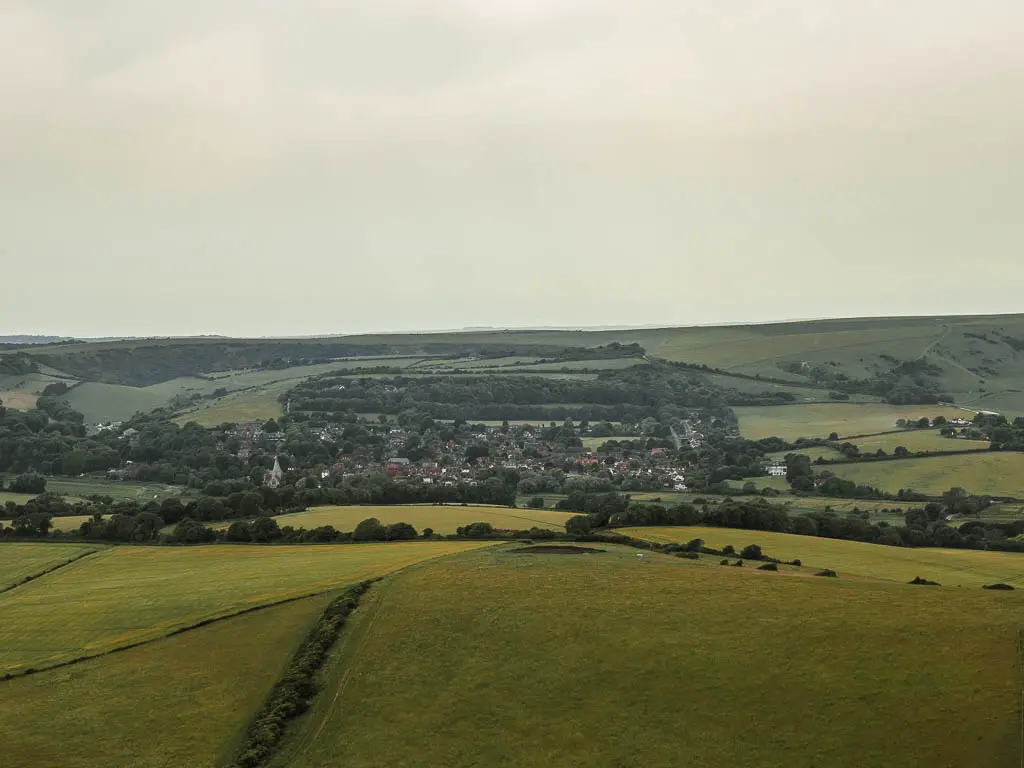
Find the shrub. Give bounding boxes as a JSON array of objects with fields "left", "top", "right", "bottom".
[
  {"left": 458, "top": 521, "right": 494, "bottom": 539},
  {"left": 732, "top": 560, "right": 744, "bottom": 567},
  {"left": 758, "top": 563, "right": 778, "bottom": 571},
  {"left": 739, "top": 544, "right": 763, "bottom": 561},
  {"left": 790, "top": 559, "right": 802, "bottom": 567},
  {"left": 719, "top": 559, "right": 729, "bottom": 566},
  {"left": 814, "top": 569, "right": 838, "bottom": 578},
  {"left": 352, "top": 517, "right": 386, "bottom": 542},
  {"left": 234, "top": 582, "right": 371, "bottom": 767},
  {"left": 982, "top": 583, "right": 1015, "bottom": 591},
  {"left": 675, "top": 551, "right": 699, "bottom": 560},
  {"left": 385, "top": 522, "right": 418, "bottom": 541},
  {"left": 527, "top": 496, "right": 545, "bottom": 509},
  {"left": 685, "top": 538, "right": 704, "bottom": 552},
  {"left": 908, "top": 576, "right": 940, "bottom": 586},
  {"left": 722, "top": 545, "right": 736, "bottom": 556}
]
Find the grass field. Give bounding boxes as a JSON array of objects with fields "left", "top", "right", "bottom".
[
  {"left": 173, "top": 383, "right": 287, "bottom": 427},
  {"left": 227, "top": 504, "right": 575, "bottom": 535},
  {"left": 275, "top": 544, "right": 1021, "bottom": 768},
  {"left": 1, "top": 515, "right": 103, "bottom": 533},
  {"left": 826, "top": 453, "right": 1024, "bottom": 498},
  {"left": 734, "top": 403, "right": 975, "bottom": 440},
  {"left": 852, "top": 429, "right": 990, "bottom": 454},
  {"left": 0, "top": 543, "right": 98, "bottom": 590},
  {"left": 0, "top": 593, "right": 333, "bottom": 768},
  {"left": 621, "top": 526, "right": 1024, "bottom": 586},
  {"left": 45, "top": 477, "right": 189, "bottom": 502},
  {"left": 767, "top": 445, "right": 846, "bottom": 462},
  {"left": 724, "top": 476, "right": 792, "bottom": 491},
  {"left": 579, "top": 435, "right": 637, "bottom": 450},
  {"left": 0, "top": 541, "right": 491, "bottom": 675}
]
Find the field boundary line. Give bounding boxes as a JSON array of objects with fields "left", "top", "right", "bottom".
[
  {"left": 0, "top": 543, "right": 494, "bottom": 684},
  {"left": 0, "top": 588, "right": 338, "bottom": 684},
  {"left": 0, "top": 546, "right": 102, "bottom": 597}
]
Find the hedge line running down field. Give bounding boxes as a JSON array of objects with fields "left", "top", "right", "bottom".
[{"left": 234, "top": 581, "right": 373, "bottom": 768}]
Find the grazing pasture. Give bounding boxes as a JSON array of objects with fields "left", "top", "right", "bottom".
[
  {"left": 0, "top": 541, "right": 491, "bottom": 675},
  {"left": 44, "top": 477, "right": 189, "bottom": 502},
  {"left": 734, "top": 403, "right": 973, "bottom": 441},
  {"left": 0, "top": 594, "right": 332, "bottom": 768},
  {"left": 851, "top": 429, "right": 989, "bottom": 454},
  {"left": 278, "top": 545, "right": 1021, "bottom": 768},
  {"left": 0, "top": 543, "right": 98, "bottom": 590},
  {"left": 826, "top": 453, "right": 1024, "bottom": 499},
  {"left": 766, "top": 445, "right": 846, "bottom": 462},
  {"left": 620, "top": 527, "right": 1024, "bottom": 587},
  {"left": 232, "top": 504, "right": 574, "bottom": 535}
]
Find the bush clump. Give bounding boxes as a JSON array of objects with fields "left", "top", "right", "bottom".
[
  {"left": 790, "top": 559, "right": 802, "bottom": 567},
  {"left": 674, "top": 551, "right": 700, "bottom": 560},
  {"left": 758, "top": 563, "right": 778, "bottom": 571},
  {"left": 982, "top": 583, "right": 1015, "bottom": 591},
  {"left": 234, "top": 581, "right": 372, "bottom": 767},
  {"left": 908, "top": 576, "right": 940, "bottom": 586},
  {"left": 719, "top": 559, "right": 730, "bottom": 566},
  {"left": 814, "top": 569, "right": 838, "bottom": 578},
  {"left": 739, "top": 544, "right": 763, "bottom": 561},
  {"left": 732, "top": 560, "right": 744, "bottom": 567}
]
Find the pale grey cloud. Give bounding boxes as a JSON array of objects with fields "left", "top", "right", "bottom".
[{"left": 1, "top": 1, "right": 1022, "bottom": 336}]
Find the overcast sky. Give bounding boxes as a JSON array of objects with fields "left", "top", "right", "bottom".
[{"left": 2, "top": 1, "right": 1022, "bottom": 337}]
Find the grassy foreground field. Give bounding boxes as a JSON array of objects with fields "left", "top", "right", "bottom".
[
  {"left": 620, "top": 527, "right": 1024, "bottom": 587},
  {"left": 0, "top": 594, "right": 333, "bottom": 768},
  {"left": 276, "top": 545, "right": 1022, "bottom": 768},
  {"left": 827, "top": 453, "right": 1024, "bottom": 498},
  {"left": 0, "top": 543, "right": 98, "bottom": 590},
  {"left": 734, "top": 403, "right": 971, "bottom": 440},
  {"left": 238, "top": 504, "right": 575, "bottom": 535},
  {"left": 0, "top": 541, "right": 490, "bottom": 675}
]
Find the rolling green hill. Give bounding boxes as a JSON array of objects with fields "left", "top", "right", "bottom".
[{"left": 273, "top": 544, "right": 1022, "bottom": 768}]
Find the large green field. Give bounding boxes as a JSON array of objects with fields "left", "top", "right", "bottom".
[
  {"left": 0, "top": 543, "right": 98, "bottom": 590},
  {"left": 826, "top": 453, "right": 1024, "bottom": 498},
  {"left": 242, "top": 504, "right": 575, "bottom": 535},
  {"left": 851, "top": 429, "right": 990, "bottom": 454},
  {"left": 274, "top": 544, "right": 1022, "bottom": 767},
  {"left": 620, "top": 526, "right": 1024, "bottom": 587},
  {"left": 0, "top": 593, "right": 333, "bottom": 768},
  {"left": 0, "top": 541, "right": 490, "bottom": 675},
  {"left": 734, "top": 403, "right": 972, "bottom": 441}
]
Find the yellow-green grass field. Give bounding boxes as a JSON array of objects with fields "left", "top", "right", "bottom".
[
  {"left": 767, "top": 445, "right": 846, "bottom": 462},
  {"left": 621, "top": 526, "right": 1024, "bottom": 587},
  {"left": 0, "top": 543, "right": 98, "bottom": 590},
  {"left": 0, "top": 541, "right": 491, "bottom": 675},
  {"left": 0, "top": 593, "right": 333, "bottom": 768},
  {"left": 173, "top": 382, "right": 290, "bottom": 427},
  {"left": 580, "top": 435, "right": 637, "bottom": 450},
  {"left": 826, "top": 453, "right": 1024, "bottom": 498},
  {"left": 724, "top": 476, "right": 791, "bottom": 491},
  {"left": 226, "top": 504, "right": 575, "bottom": 535},
  {"left": 2, "top": 516, "right": 105, "bottom": 533},
  {"left": 276, "top": 545, "right": 1022, "bottom": 768},
  {"left": 734, "top": 403, "right": 972, "bottom": 441},
  {"left": 852, "top": 429, "right": 990, "bottom": 454},
  {"left": 5, "top": 477, "right": 188, "bottom": 503}
]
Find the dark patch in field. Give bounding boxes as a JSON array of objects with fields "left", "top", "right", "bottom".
[{"left": 515, "top": 545, "right": 606, "bottom": 555}]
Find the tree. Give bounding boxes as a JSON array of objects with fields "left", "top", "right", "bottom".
[
  {"left": 353, "top": 517, "right": 386, "bottom": 542},
  {"left": 9, "top": 473, "right": 46, "bottom": 494},
  {"left": 941, "top": 487, "right": 969, "bottom": 515},
  {"left": 894, "top": 446, "right": 909, "bottom": 458},
  {"left": 385, "top": 522, "right": 417, "bottom": 540},
  {"left": 565, "top": 515, "right": 592, "bottom": 535},
  {"left": 251, "top": 516, "right": 282, "bottom": 542},
  {"left": 527, "top": 496, "right": 545, "bottom": 509},
  {"left": 226, "top": 520, "right": 253, "bottom": 542},
  {"left": 739, "top": 544, "right": 763, "bottom": 560}
]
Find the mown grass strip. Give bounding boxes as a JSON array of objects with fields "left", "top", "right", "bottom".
[{"left": 234, "top": 581, "right": 373, "bottom": 767}]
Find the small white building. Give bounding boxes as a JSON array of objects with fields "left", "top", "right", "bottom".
[{"left": 767, "top": 463, "right": 787, "bottom": 477}]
